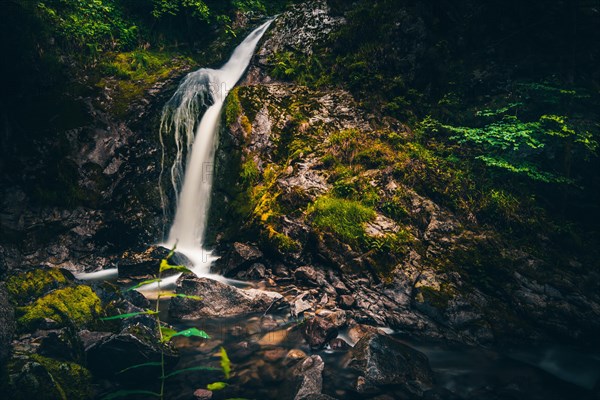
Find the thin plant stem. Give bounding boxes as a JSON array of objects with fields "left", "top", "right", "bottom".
[{"left": 156, "top": 269, "right": 165, "bottom": 400}]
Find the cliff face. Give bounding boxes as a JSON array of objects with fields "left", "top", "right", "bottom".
[{"left": 211, "top": 0, "right": 600, "bottom": 347}]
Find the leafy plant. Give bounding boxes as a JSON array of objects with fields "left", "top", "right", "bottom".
[
  {"left": 36, "top": 0, "right": 138, "bottom": 53},
  {"left": 100, "top": 246, "right": 230, "bottom": 400}
]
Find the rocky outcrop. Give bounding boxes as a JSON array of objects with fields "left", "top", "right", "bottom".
[
  {"left": 246, "top": 0, "right": 345, "bottom": 84},
  {"left": 169, "top": 276, "right": 285, "bottom": 319},
  {"left": 0, "top": 50, "right": 194, "bottom": 276},
  {"left": 208, "top": 0, "right": 600, "bottom": 350}
]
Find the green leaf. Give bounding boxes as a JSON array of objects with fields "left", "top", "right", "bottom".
[
  {"left": 165, "top": 244, "right": 177, "bottom": 260},
  {"left": 158, "top": 293, "right": 203, "bottom": 300},
  {"left": 163, "top": 366, "right": 220, "bottom": 379},
  {"left": 176, "top": 293, "right": 202, "bottom": 300},
  {"left": 171, "top": 327, "right": 210, "bottom": 339},
  {"left": 160, "top": 326, "right": 178, "bottom": 342},
  {"left": 220, "top": 346, "right": 231, "bottom": 379},
  {"left": 159, "top": 259, "right": 193, "bottom": 274},
  {"left": 126, "top": 279, "right": 161, "bottom": 291},
  {"left": 119, "top": 362, "right": 162, "bottom": 373},
  {"left": 207, "top": 382, "right": 228, "bottom": 391},
  {"left": 100, "top": 310, "right": 157, "bottom": 320},
  {"left": 101, "top": 390, "right": 161, "bottom": 400}
]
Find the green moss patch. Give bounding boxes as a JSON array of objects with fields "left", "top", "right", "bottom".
[
  {"left": 6, "top": 269, "right": 71, "bottom": 306},
  {"left": 308, "top": 196, "right": 375, "bottom": 246},
  {"left": 18, "top": 285, "right": 102, "bottom": 332},
  {"left": 417, "top": 285, "right": 455, "bottom": 310}
]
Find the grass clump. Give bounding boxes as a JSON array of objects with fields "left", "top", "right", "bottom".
[{"left": 308, "top": 196, "right": 375, "bottom": 245}]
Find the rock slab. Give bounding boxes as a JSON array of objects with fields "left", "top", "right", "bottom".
[{"left": 169, "top": 276, "right": 284, "bottom": 319}]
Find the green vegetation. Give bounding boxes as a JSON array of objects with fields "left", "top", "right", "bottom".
[
  {"left": 308, "top": 196, "right": 375, "bottom": 246},
  {"left": 6, "top": 268, "right": 70, "bottom": 306},
  {"left": 17, "top": 285, "right": 102, "bottom": 331},
  {"left": 265, "top": 0, "right": 600, "bottom": 243}
]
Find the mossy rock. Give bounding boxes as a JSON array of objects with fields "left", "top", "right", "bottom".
[
  {"left": 6, "top": 268, "right": 72, "bottom": 306},
  {"left": 416, "top": 285, "right": 454, "bottom": 310},
  {"left": 17, "top": 285, "right": 102, "bottom": 332},
  {"left": 6, "top": 354, "right": 92, "bottom": 400}
]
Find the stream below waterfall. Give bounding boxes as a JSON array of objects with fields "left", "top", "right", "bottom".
[{"left": 111, "top": 293, "right": 597, "bottom": 400}]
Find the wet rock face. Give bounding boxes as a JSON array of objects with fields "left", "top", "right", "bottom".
[
  {"left": 246, "top": 0, "right": 345, "bottom": 84},
  {"left": 169, "top": 276, "right": 285, "bottom": 319},
  {"left": 346, "top": 332, "right": 434, "bottom": 395},
  {"left": 0, "top": 59, "right": 186, "bottom": 275}
]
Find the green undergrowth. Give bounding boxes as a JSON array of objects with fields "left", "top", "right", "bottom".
[{"left": 96, "top": 49, "right": 196, "bottom": 117}]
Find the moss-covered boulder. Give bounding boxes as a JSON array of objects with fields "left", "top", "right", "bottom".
[
  {"left": 6, "top": 354, "right": 92, "bottom": 400},
  {"left": 6, "top": 268, "right": 72, "bottom": 306},
  {"left": 17, "top": 285, "right": 102, "bottom": 332}
]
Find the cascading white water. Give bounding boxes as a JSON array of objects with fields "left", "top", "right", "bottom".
[{"left": 158, "top": 20, "right": 273, "bottom": 278}]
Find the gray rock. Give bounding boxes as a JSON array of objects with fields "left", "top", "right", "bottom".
[
  {"left": 219, "top": 242, "right": 264, "bottom": 277},
  {"left": 295, "top": 266, "right": 325, "bottom": 286},
  {"left": 292, "top": 292, "right": 314, "bottom": 317},
  {"left": 169, "top": 276, "right": 284, "bottom": 319},
  {"left": 193, "top": 388, "right": 213, "bottom": 400},
  {"left": 293, "top": 355, "right": 325, "bottom": 400},
  {"left": 346, "top": 332, "right": 434, "bottom": 394}
]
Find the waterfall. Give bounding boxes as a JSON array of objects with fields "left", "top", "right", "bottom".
[{"left": 158, "top": 20, "right": 273, "bottom": 277}]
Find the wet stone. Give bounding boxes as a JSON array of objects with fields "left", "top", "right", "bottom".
[
  {"left": 193, "top": 388, "right": 213, "bottom": 400},
  {"left": 301, "top": 316, "right": 338, "bottom": 349}
]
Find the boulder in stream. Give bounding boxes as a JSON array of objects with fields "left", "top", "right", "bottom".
[
  {"left": 301, "top": 316, "right": 338, "bottom": 349},
  {"left": 117, "top": 245, "right": 185, "bottom": 281},
  {"left": 292, "top": 355, "right": 325, "bottom": 400},
  {"left": 169, "top": 276, "right": 284, "bottom": 319},
  {"left": 345, "top": 332, "right": 434, "bottom": 394}
]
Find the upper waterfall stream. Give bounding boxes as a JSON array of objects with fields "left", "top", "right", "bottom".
[{"left": 157, "top": 20, "right": 273, "bottom": 280}]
